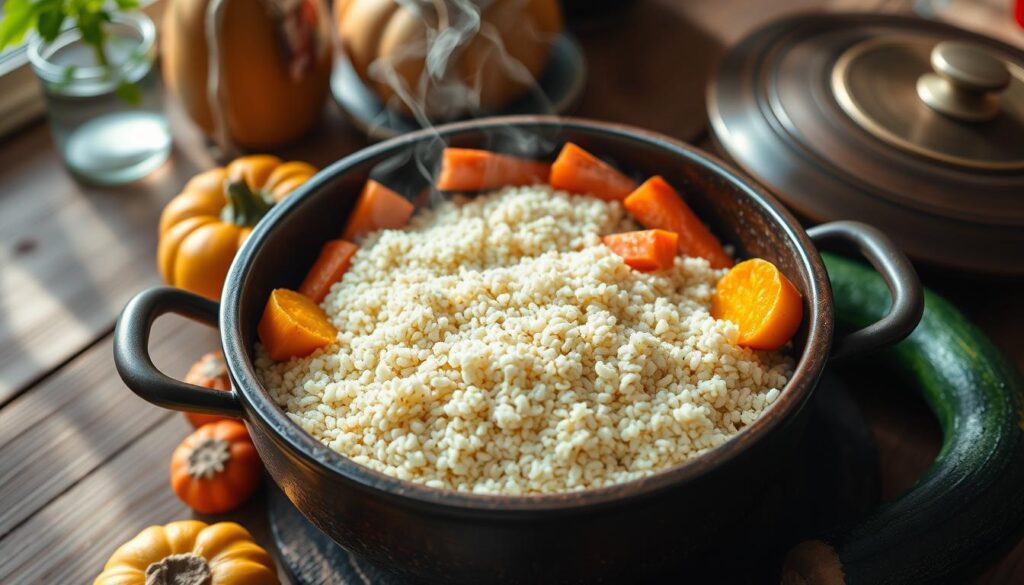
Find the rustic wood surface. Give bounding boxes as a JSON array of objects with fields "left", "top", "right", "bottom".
[{"left": 0, "top": 0, "right": 1021, "bottom": 583}]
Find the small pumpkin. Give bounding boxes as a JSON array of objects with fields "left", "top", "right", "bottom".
[
  {"left": 336, "top": 0, "right": 562, "bottom": 118},
  {"left": 162, "top": 0, "right": 333, "bottom": 148},
  {"left": 158, "top": 155, "right": 317, "bottom": 300},
  {"left": 184, "top": 351, "right": 234, "bottom": 428},
  {"left": 93, "top": 520, "right": 278, "bottom": 585},
  {"left": 171, "top": 420, "right": 262, "bottom": 515}
]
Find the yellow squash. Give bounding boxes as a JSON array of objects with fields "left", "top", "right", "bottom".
[
  {"left": 94, "top": 520, "right": 278, "bottom": 585},
  {"left": 335, "top": 0, "right": 562, "bottom": 117},
  {"left": 158, "top": 155, "right": 317, "bottom": 300}
]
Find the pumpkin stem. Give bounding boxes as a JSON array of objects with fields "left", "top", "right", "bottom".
[
  {"left": 187, "top": 438, "right": 232, "bottom": 479},
  {"left": 145, "top": 553, "right": 212, "bottom": 585},
  {"left": 222, "top": 180, "right": 273, "bottom": 227}
]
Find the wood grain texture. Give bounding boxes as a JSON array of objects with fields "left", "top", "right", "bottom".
[
  {"left": 0, "top": 316, "right": 218, "bottom": 539},
  {"left": 0, "top": 124, "right": 207, "bottom": 402},
  {"left": 0, "top": 411, "right": 283, "bottom": 585},
  {"left": 0, "top": 414, "right": 190, "bottom": 584}
]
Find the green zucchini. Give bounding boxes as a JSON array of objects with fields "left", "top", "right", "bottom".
[{"left": 804, "top": 253, "right": 1024, "bottom": 584}]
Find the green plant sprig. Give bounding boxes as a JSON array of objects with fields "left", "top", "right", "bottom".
[{"left": 1, "top": 0, "right": 142, "bottom": 102}]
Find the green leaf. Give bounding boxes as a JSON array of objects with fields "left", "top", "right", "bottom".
[
  {"left": 115, "top": 80, "right": 141, "bottom": 105},
  {"left": 36, "top": 9, "right": 65, "bottom": 42},
  {"left": 77, "top": 16, "right": 102, "bottom": 47},
  {"left": 114, "top": 0, "right": 139, "bottom": 10},
  {"left": 0, "top": 0, "right": 40, "bottom": 50},
  {"left": 53, "top": 63, "right": 77, "bottom": 89}
]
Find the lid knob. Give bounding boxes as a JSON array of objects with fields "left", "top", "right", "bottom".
[{"left": 916, "top": 41, "right": 1011, "bottom": 122}]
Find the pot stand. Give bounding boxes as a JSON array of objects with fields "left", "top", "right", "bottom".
[{"left": 267, "top": 371, "right": 879, "bottom": 585}]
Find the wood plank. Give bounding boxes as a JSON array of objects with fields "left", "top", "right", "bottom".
[
  {"left": 0, "top": 121, "right": 209, "bottom": 401},
  {"left": 0, "top": 414, "right": 281, "bottom": 585},
  {"left": 0, "top": 316, "right": 218, "bottom": 539},
  {"left": 0, "top": 415, "right": 189, "bottom": 584}
]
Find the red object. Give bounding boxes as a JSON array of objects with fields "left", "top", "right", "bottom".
[{"left": 1016, "top": 0, "right": 1024, "bottom": 28}]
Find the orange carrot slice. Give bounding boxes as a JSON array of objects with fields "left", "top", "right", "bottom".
[
  {"left": 341, "top": 180, "right": 415, "bottom": 241},
  {"left": 603, "top": 230, "right": 679, "bottom": 271},
  {"left": 549, "top": 143, "right": 637, "bottom": 201},
  {"left": 711, "top": 258, "right": 803, "bottom": 350},
  {"left": 436, "top": 148, "right": 551, "bottom": 192},
  {"left": 258, "top": 289, "right": 338, "bottom": 361},
  {"left": 298, "top": 239, "right": 359, "bottom": 303},
  {"left": 623, "top": 176, "right": 733, "bottom": 269}
]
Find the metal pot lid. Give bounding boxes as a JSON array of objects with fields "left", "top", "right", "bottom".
[{"left": 708, "top": 13, "right": 1024, "bottom": 276}]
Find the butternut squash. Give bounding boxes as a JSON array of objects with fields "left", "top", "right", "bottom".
[{"left": 162, "top": 0, "right": 333, "bottom": 148}]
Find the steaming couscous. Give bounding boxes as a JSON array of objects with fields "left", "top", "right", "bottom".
[{"left": 256, "top": 185, "right": 793, "bottom": 494}]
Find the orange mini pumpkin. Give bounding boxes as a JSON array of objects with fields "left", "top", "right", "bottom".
[
  {"left": 183, "top": 351, "right": 234, "bottom": 428},
  {"left": 93, "top": 520, "right": 278, "bottom": 585},
  {"left": 158, "top": 155, "right": 317, "bottom": 300},
  {"left": 171, "top": 420, "right": 262, "bottom": 515}
]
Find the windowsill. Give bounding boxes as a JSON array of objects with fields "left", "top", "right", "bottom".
[{"left": 0, "top": 0, "right": 166, "bottom": 140}]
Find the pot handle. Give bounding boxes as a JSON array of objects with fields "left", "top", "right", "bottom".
[
  {"left": 114, "top": 287, "right": 244, "bottom": 418},
  {"left": 807, "top": 221, "right": 923, "bottom": 362},
  {"left": 783, "top": 253, "right": 1024, "bottom": 584}
]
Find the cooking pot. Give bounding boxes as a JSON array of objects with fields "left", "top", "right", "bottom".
[{"left": 114, "top": 117, "right": 924, "bottom": 583}]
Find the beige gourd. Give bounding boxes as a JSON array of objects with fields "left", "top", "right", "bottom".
[{"left": 335, "top": 0, "right": 562, "bottom": 118}]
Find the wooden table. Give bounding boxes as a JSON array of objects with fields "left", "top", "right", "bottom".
[{"left": 1, "top": 1, "right": 1022, "bottom": 583}]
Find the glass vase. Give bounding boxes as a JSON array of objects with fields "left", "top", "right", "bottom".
[{"left": 28, "top": 12, "right": 171, "bottom": 185}]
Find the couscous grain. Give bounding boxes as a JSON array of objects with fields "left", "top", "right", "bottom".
[{"left": 256, "top": 186, "right": 792, "bottom": 494}]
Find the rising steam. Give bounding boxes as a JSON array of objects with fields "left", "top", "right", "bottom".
[
  {"left": 363, "top": 0, "right": 561, "bottom": 203},
  {"left": 368, "top": 0, "right": 554, "bottom": 125}
]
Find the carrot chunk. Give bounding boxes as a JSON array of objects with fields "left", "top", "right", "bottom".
[
  {"left": 436, "top": 148, "right": 551, "bottom": 192},
  {"left": 623, "top": 176, "right": 732, "bottom": 269},
  {"left": 711, "top": 259, "right": 803, "bottom": 350},
  {"left": 298, "top": 239, "right": 359, "bottom": 303},
  {"left": 603, "top": 230, "right": 679, "bottom": 271},
  {"left": 549, "top": 143, "right": 637, "bottom": 201},
  {"left": 341, "top": 180, "right": 415, "bottom": 241},
  {"left": 258, "top": 289, "right": 338, "bottom": 360}
]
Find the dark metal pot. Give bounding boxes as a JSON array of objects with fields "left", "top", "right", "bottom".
[{"left": 114, "top": 117, "right": 922, "bottom": 584}]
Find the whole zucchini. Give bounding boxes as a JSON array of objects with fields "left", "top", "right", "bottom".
[{"left": 786, "top": 253, "right": 1024, "bottom": 584}]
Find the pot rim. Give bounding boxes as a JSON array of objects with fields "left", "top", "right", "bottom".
[{"left": 222, "top": 115, "right": 833, "bottom": 512}]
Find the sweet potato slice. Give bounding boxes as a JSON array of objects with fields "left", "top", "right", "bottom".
[
  {"left": 258, "top": 289, "right": 338, "bottom": 360},
  {"left": 711, "top": 259, "right": 802, "bottom": 350}
]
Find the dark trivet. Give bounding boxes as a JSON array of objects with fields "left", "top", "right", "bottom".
[{"left": 269, "top": 371, "right": 879, "bottom": 584}]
